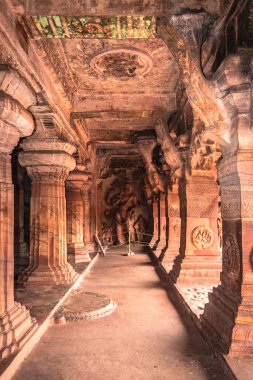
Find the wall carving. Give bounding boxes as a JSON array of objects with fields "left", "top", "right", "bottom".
[
  {"left": 103, "top": 172, "right": 150, "bottom": 244},
  {"left": 191, "top": 225, "right": 214, "bottom": 249}
]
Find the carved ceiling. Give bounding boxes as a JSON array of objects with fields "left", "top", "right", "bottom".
[
  {"left": 10, "top": 0, "right": 227, "bottom": 170},
  {"left": 30, "top": 37, "right": 178, "bottom": 112}
]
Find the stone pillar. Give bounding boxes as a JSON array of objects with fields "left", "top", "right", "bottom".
[
  {"left": 0, "top": 93, "right": 37, "bottom": 358},
  {"left": 66, "top": 166, "right": 91, "bottom": 263},
  {"left": 14, "top": 163, "right": 29, "bottom": 276},
  {"left": 202, "top": 152, "right": 253, "bottom": 354},
  {"left": 18, "top": 137, "right": 78, "bottom": 285},
  {"left": 176, "top": 176, "right": 221, "bottom": 285},
  {"left": 162, "top": 183, "right": 181, "bottom": 272},
  {"left": 150, "top": 195, "right": 159, "bottom": 249},
  {"left": 82, "top": 180, "right": 94, "bottom": 253},
  {"left": 154, "top": 192, "right": 167, "bottom": 258}
]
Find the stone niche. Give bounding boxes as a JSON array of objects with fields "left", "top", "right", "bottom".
[{"left": 100, "top": 169, "right": 152, "bottom": 245}]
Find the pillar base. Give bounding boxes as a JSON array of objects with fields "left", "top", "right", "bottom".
[
  {"left": 0, "top": 302, "right": 37, "bottom": 359},
  {"left": 201, "top": 285, "right": 253, "bottom": 355},
  {"left": 19, "top": 263, "right": 78, "bottom": 286},
  {"left": 161, "top": 248, "right": 180, "bottom": 273},
  {"left": 154, "top": 238, "right": 167, "bottom": 259},
  {"left": 175, "top": 255, "right": 222, "bottom": 285},
  {"left": 68, "top": 244, "right": 91, "bottom": 264},
  {"left": 149, "top": 237, "right": 159, "bottom": 250},
  {"left": 85, "top": 241, "right": 96, "bottom": 254}
]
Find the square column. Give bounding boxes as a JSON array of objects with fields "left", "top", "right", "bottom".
[
  {"left": 162, "top": 183, "right": 181, "bottom": 273},
  {"left": 176, "top": 176, "right": 221, "bottom": 285},
  {"left": 82, "top": 180, "right": 95, "bottom": 253},
  {"left": 202, "top": 152, "right": 253, "bottom": 354},
  {"left": 150, "top": 196, "right": 159, "bottom": 249},
  {"left": 66, "top": 166, "right": 91, "bottom": 263},
  {"left": 18, "top": 137, "right": 78, "bottom": 286},
  {"left": 154, "top": 192, "right": 167, "bottom": 258}
]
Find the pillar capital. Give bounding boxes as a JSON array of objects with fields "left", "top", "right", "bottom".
[
  {"left": 66, "top": 165, "right": 89, "bottom": 191},
  {"left": 19, "top": 137, "right": 76, "bottom": 181},
  {"left": 0, "top": 92, "right": 34, "bottom": 153}
]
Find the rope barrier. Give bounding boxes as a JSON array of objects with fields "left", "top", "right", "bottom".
[{"left": 96, "top": 228, "right": 167, "bottom": 256}]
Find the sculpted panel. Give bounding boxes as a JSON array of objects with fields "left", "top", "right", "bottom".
[
  {"left": 191, "top": 225, "right": 214, "bottom": 249},
  {"left": 223, "top": 233, "right": 240, "bottom": 280}
]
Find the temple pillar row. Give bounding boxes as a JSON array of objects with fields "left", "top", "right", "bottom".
[{"left": 0, "top": 93, "right": 37, "bottom": 359}]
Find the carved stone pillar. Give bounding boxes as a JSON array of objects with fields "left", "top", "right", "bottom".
[
  {"left": 162, "top": 183, "right": 181, "bottom": 272},
  {"left": 18, "top": 137, "right": 78, "bottom": 285},
  {"left": 66, "top": 166, "right": 91, "bottom": 263},
  {"left": 82, "top": 180, "right": 94, "bottom": 253},
  {"left": 175, "top": 176, "right": 221, "bottom": 285},
  {"left": 154, "top": 192, "right": 167, "bottom": 258},
  {"left": 0, "top": 93, "right": 37, "bottom": 358},
  {"left": 150, "top": 195, "right": 159, "bottom": 249},
  {"left": 202, "top": 152, "right": 253, "bottom": 354}
]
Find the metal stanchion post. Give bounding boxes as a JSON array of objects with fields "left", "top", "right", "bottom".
[{"left": 127, "top": 226, "right": 134, "bottom": 256}]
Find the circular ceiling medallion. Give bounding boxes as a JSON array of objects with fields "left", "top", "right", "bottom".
[{"left": 90, "top": 48, "right": 153, "bottom": 80}]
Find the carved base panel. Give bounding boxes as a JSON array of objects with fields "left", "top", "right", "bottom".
[
  {"left": 20, "top": 264, "right": 78, "bottom": 286},
  {"left": 0, "top": 302, "right": 37, "bottom": 359},
  {"left": 201, "top": 285, "right": 241, "bottom": 354},
  {"left": 176, "top": 256, "right": 222, "bottom": 285},
  {"left": 68, "top": 244, "right": 91, "bottom": 263}
]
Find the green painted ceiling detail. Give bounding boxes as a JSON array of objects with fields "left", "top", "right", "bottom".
[{"left": 33, "top": 16, "right": 156, "bottom": 39}]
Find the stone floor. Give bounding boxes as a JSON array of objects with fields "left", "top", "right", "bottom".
[
  {"left": 14, "top": 261, "right": 94, "bottom": 324},
  {"left": 13, "top": 246, "right": 228, "bottom": 380},
  {"left": 176, "top": 285, "right": 214, "bottom": 318}
]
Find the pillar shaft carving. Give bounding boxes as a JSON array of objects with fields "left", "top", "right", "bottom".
[
  {"left": 202, "top": 152, "right": 253, "bottom": 355},
  {"left": 0, "top": 93, "right": 37, "bottom": 359},
  {"left": 18, "top": 137, "right": 78, "bottom": 285},
  {"left": 66, "top": 167, "right": 91, "bottom": 263}
]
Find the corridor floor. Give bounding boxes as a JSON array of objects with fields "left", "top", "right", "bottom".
[{"left": 13, "top": 246, "right": 227, "bottom": 380}]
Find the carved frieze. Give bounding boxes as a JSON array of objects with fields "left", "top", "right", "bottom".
[
  {"left": 167, "top": 205, "right": 180, "bottom": 218},
  {"left": 191, "top": 225, "right": 214, "bottom": 249}
]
